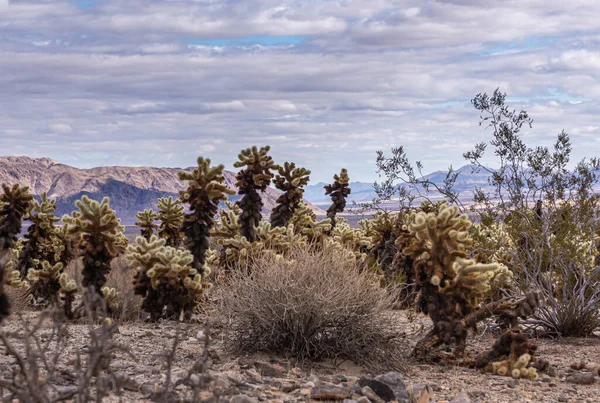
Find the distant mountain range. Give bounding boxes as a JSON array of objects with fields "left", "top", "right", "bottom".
[
  {"left": 303, "top": 165, "right": 497, "bottom": 205},
  {"left": 303, "top": 164, "right": 600, "bottom": 206},
  {"left": 0, "top": 156, "right": 323, "bottom": 224}
]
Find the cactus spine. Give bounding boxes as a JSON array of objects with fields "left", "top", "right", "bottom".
[{"left": 233, "top": 146, "right": 277, "bottom": 242}]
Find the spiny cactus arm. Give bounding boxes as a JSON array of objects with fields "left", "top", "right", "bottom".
[
  {"left": 211, "top": 202, "right": 241, "bottom": 239},
  {"left": 135, "top": 209, "right": 158, "bottom": 239}
]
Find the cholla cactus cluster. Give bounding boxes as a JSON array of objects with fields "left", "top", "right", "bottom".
[{"left": 125, "top": 235, "right": 208, "bottom": 320}]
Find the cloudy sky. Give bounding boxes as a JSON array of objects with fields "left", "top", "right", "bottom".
[{"left": 1, "top": 0, "right": 600, "bottom": 182}]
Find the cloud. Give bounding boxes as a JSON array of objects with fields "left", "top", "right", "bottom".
[{"left": 0, "top": 1, "right": 599, "bottom": 182}]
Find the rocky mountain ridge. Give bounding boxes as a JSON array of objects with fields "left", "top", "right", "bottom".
[{"left": 0, "top": 156, "right": 324, "bottom": 224}]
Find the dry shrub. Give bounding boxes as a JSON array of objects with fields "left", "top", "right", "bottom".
[
  {"left": 105, "top": 256, "right": 142, "bottom": 322},
  {"left": 217, "top": 247, "right": 407, "bottom": 368},
  {"left": 63, "top": 257, "right": 142, "bottom": 322}
]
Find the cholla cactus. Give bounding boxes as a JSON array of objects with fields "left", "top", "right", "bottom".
[
  {"left": 270, "top": 162, "right": 311, "bottom": 228},
  {"left": 157, "top": 196, "right": 185, "bottom": 247},
  {"left": 0, "top": 184, "right": 33, "bottom": 322},
  {"left": 361, "top": 211, "right": 416, "bottom": 286},
  {"left": 3, "top": 244, "right": 28, "bottom": 290},
  {"left": 324, "top": 169, "right": 351, "bottom": 231},
  {"left": 26, "top": 261, "right": 64, "bottom": 305},
  {"left": 290, "top": 202, "right": 332, "bottom": 245},
  {"left": 16, "top": 193, "right": 59, "bottom": 280},
  {"left": 405, "top": 203, "right": 522, "bottom": 357},
  {"left": 125, "top": 235, "right": 208, "bottom": 320},
  {"left": 478, "top": 326, "right": 541, "bottom": 378},
  {"left": 179, "top": 157, "right": 235, "bottom": 277},
  {"left": 326, "top": 222, "right": 372, "bottom": 263},
  {"left": 135, "top": 209, "right": 158, "bottom": 240},
  {"left": 233, "top": 145, "right": 278, "bottom": 242},
  {"left": 62, "top": 196, "right": 125, "bottom": 298},
  {"left": 125, "top": 235, "right": 165, "bottom": 300},
  {"left": 59, "top": 273, "right": 78, "bottom": 319}
]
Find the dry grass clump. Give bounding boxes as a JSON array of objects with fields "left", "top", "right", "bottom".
[{"left": 217, "top": 247, "right": 407, "bottom": 368}]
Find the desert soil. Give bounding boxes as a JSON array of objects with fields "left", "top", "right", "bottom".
[{"left": 0, "top": 311, "right": 599, "bottom": 403}]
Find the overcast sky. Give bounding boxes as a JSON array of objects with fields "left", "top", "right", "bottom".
[{"left": 1, "top": 0, "right": 600, "bottom": 182}]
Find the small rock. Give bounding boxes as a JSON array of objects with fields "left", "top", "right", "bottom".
[
  {"left": 209, "top": 375, "right": 231, "bottom": 392},
  {"left": 505, "top": 378, "right": 519, "bottom": 388},
  {"left": 558, "top": 398, "right": 568, "bottom": 403},
  {"left": 310, "top": 384, "right": 351, "bottom": 400},
  {"left": 355, "top": 398, "right": 372, "bottom": 403},
  {"left": 450, "top": 390, "right": 471, "bottom": 403},
  {"left": 540, "top": 374, "right": 552, "bottom": 383},
  {"left": 255, "top": 361, "right": 286, "bottom": 378},
  {"left": 361, "top": 386, "right": 386, "bottom": 403},
  {"left": 357, "top": 378, "right": 394, "bottom": 402},
  {"left": 566, "top": 372, "right": 596, "bottom": 385},
  {"left": 280, "top": 381, "right": 299, "bottom": 393},
  {"left": 139, "top": 383, "right": 157, "bottom": 395},
  {"left": 373, "top": 372, "right": 410, "bottom": 403}
]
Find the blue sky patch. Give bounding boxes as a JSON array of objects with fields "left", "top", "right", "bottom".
[{"left": 76, "top": 0, "right": 97, "bottom": 9}]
